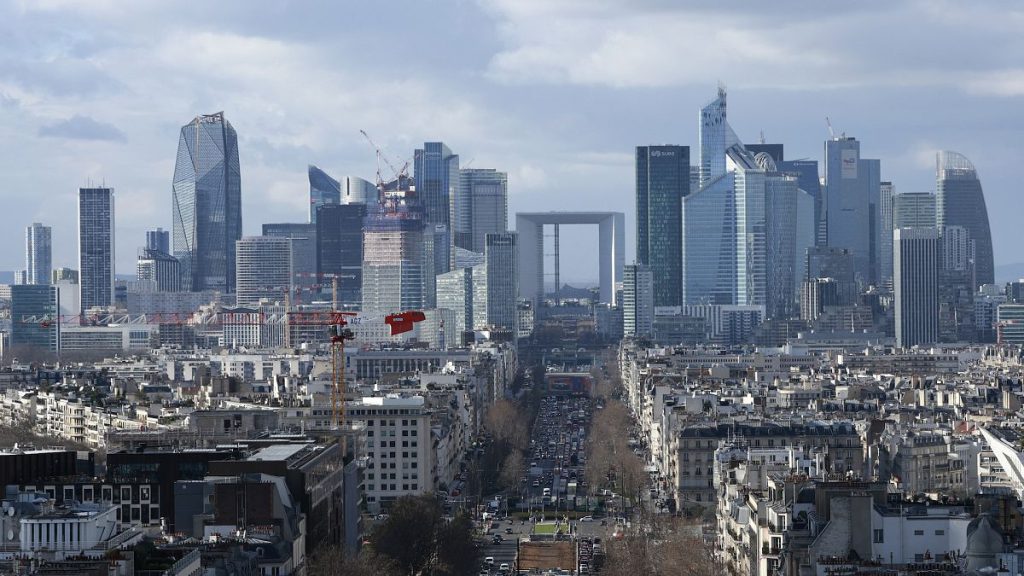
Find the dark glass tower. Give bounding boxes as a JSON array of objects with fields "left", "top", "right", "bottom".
[
  {"left": 308, "top": 165, "right": 340, "bottom": 224},
  {"left": 79, "top": 187, "right": 115, "bottom": 312},
  {"left": 172, "top": 112, "right": 242, "bottom": 293},
  {"left": 413, "top": 142, "right": 459, "bottom": 228},
  {"left": 937, "top": 151, "right": 994, "bottom": 287},
  {"left": 636, "top": 145, "right": 689, "bottom": 306},
  {"left": 316, "top": 203, "right": 366, "bottom": 307}
]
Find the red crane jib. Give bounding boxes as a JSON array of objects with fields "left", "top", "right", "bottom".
[{"left": 384, "top": 311, "right": 427, "bottom": 335}]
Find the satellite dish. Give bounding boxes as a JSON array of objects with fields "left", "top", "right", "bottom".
[
  {"left": 7, "top": 508, "right": 13, "bottom": 517},
  {"left": 7, "top": 529, "right": 14, "bottom": 541}
]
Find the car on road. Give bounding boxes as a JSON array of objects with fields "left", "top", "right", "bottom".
[
  {"left": 579, "top": 515, "right": 593, "bottom": 522},
  {"left": 499, "top": 563, "right": 510, "bottom": 572},
  {"left": 505, "top": 527, "right": 514, "bottom": 534},
  {"left": 484, "top": 556, "right": 495, "bottom": 566}
]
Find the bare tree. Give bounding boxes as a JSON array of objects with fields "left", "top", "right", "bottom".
[
  {"left": 601, "top": 517, "right": 722, "bottom": 576},
  {"left": 307, "top": 545, "right": 400, "bottom": 576}
]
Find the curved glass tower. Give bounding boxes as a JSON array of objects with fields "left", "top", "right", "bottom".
[
  {"left": 308, "top": 165, "right": 340, "bottom": 223},
  {"left": 937, "top": 151, "right": 993, "bottom": 287},
  {"left": 172, "top": 112, "right": 241, "bottom": 293}
]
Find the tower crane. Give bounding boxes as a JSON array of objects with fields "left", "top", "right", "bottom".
[
  {"left": 288, "top": 309, "right": 427, "bottom": 428},
  {"left": 359, "top": 129, "right": 408, "bottom": 190}
]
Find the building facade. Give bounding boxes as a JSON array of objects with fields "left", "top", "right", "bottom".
[
  {"left": 316, "top": 203, "right": 366, "bottom": 308},
  {"left": 414, "top": 142, "right": 459, "bottom": 230},
  {"left": 892, "top": 192, "right": 937, "bottom": 229},
  {"left": 636, "top": 145, "right": 688, "bottom": 307},
  {"left": 823, "top": 136, "right": 881, "bottom": 287},
  {"left": 137, "top": 248, "right": 181, "bottom": 292},
  {"left": 172, "top": 112, "right": 242, "bottom": 293},
  {"left": 456, "top": 168, "right": 508, "bottom": 254},
  {"left": 894, "top": 227, "right": 939, "bottom": 348},
  {"left": 79, "top": 187, "right": 115, "bottom": 312},
  {"left": 623, "top": 264, "right": 654, "bottom": 338},
  {"left": 26, "top": 222, "right": 52, "bottom": 286},
  {"left": 235, "top": 237, "right": 292, "bottom": 307},
  {"left": 10, "top": 284, "right": 60, "bottom": 351},
  {"left": 936, "top": 151, "right": 994, "bottom": 287},
  {"left": 484, "top": 232, "right": 517, "bottom": 332}
]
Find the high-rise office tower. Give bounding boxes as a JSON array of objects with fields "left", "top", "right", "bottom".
[
  {"left": 308, "top": 165, "right": 340, "bottom": 223},
  {"left": 764, "top": 171, "right": 800, "bottom": 319},
  {"left": 894, "top": 227, "right": 939, "bottom": 348},
  {"left": 172, "top": 112, "right": 242, "bottom": 293},
  {"left": 777, "top": 158, "right": 823, "bottom": 246},
  {"left": 823, "top": 136, "right": 880, "bottom": 286},
  {"left": 437, "top": 264, "right": 486, "bottom": 343},
  {"left": 682, "top": 90, "right": 738, "bottom": 306},
  {"left": 636, "top": 145, "right": 688, "bottom": 307},
  {"left": 263, "top": 223, "right": 317, "bottom": 299},
  {"left": 146, "top": 228, "right": 170, "bottom": 254},
  {"left": 25, "top": 222, "right": 52, "bottom": 285},
  {"left": 316, "top": 204, "right": 366, "bottom": 308},
  {"left": 484, "top": 232, "right": 518, "bottom": 332},
  {"left": 806, "top": 247, "right": 857, "bottom": 305},
  {"left": 422, "top": 224, "right": 450, "bottom": 309},
  {"left": 938, "top": 225, "right": 976, "bottom": 342},
  {"left": 10, "top": 284, "right": 60, "bottom": 351},
  {"left": 78, "top": 187, "right": 115, "bottom": 313},
  {"left": 456, "top": 168, "right": 508, "bottom": 253},
  {"left": 794, "top": 188, "right": 817, "bottom": 293},
  {"left": 137, "top": 248, "right": 181, "bottom": 292},
  {"left": 52, "top": 268, "right": 78, "bottom": 284},
  {"left": 937, "top": 151, "right": 994, "bottom": 287},
  {"left": 731, "top": 149, "right": 767, "bottom": 308},
  {"left": 414, "top": 142, "right": 459, "bottom": 229},
  {"left": 342, "top": 175, "right": 378, "bottom": 206},
  {"left": 235, "top": 237, "right": 292, "bottom": 307},
  {"left": 878, "top": 182, "right": 894, "bottom": 290},
  {"left": 623, "top": 264, "right": 654, "bottom": 338},
  {"left": 699, "top": 87, "right": 730, "bottom": 187},
  {"left": 892, "top": 192, "right": 936, "bottom": 229},
  {"left": 361, "top": 193, "right": 426, "bottom": 313}
]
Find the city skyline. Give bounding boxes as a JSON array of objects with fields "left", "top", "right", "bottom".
[{"left": 1, "top": 2, "right": 1022, "bottom": 284}]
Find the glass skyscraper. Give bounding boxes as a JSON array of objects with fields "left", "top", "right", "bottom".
[
  {"left": 937, "top": 151, "right": 994, "bottom": 287},
  {"left": 456, "top": 168, "right": 508, "bottom": 254},
  {"left": 636, "top": 145, "right": 688, "bottom": 307},
  {"left": 10, "top": 284, "right": 60, "bottom": 351},
  {"left": 414, "top": 142, "right": 459, "bottom": 229},
  {"left": 681, "top": 174, "right": 735, "bottom": 305},
  {"left": 823, "top": 136, "right": 881, "bottom": 287},
  {"left": 484, "top": 232, "right": 518, "bottom": 332},
  {"left": 79, "top": 187, "right": 115, "bottom": 313},
  {"left": 25, "top": 222, "right": 52, "bottom": 286},
  {"left": 146, "top": 228, "right": 170, "bottom": 254},
  {"left": 308, "top": 165, "right": 340, "bottom": 223},
  {"left": 892, "top": 192, "right": 937, "bottom": 229},
  {"left": 263, "top": 222, "right": 317, "bottom": 299},
  {"left": 316, "top": 203, "right": 367, "bottom": 308},
  {"left": 172, "top": 112, "right": 242, "bottom": 294}
]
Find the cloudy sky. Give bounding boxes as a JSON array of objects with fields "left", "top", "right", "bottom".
[{"left": 1, "top": 0, "right": 1022, "bottom": 284}]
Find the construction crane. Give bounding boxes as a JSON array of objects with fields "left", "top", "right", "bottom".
[
  {"left": 359, "top": 129, "right": 408, "bottom": 190},
  {"left": 289, "top": 309, "right": 427, "bottom": 428}
]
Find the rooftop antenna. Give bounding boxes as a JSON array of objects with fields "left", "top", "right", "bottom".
[
  {"left": 825, "top": 117, "right": 835, "bottom": 139},
  {"left": 759, "top": 130, "right": 766, "bottom": 145}
]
